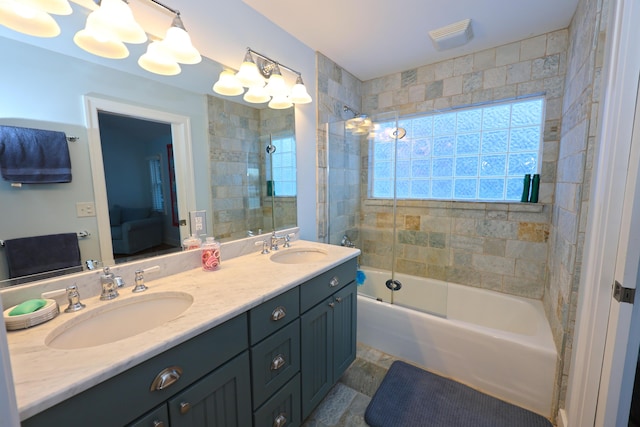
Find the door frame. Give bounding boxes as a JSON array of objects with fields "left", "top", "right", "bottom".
[
  {"left": 563, "top": 0, "right": 640, "bottom": 425},
  {"left": 84, "top": 96, "right": 196, "bottom": 266}
]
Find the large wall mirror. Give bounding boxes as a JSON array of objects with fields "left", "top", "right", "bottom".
[{"left": 0, "top": 24, "right": 297, "bottom": 287}]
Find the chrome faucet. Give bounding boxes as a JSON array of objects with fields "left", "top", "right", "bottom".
[
  {"left": 100, "top": 267, "right": 119, "bottom": 300},
  {"left": 341, "top": 235, "right": 356, "bottom": 248},
  {"left": 270, "top": 232, "right": 292, "bottom": 251}
]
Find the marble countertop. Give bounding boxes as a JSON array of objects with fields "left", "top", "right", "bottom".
[{"left": 5, "top": 240, "right": 359, "bottom": 421}]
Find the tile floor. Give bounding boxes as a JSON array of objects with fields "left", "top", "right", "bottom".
[
  {"left": 302, "top": 342, "right": 558, "bottom": 427},
  {"left": 301, "top": 343, "right": 397, "bottom": 427}
]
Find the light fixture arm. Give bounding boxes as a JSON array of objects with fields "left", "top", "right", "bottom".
[
  {"left": 247, "top": 47, "right": 302, "bottom": 79},
  {"left": 92, "top": 0, "right": 182, "bottom": 20}
]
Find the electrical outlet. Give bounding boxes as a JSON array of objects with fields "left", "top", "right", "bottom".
[{"left": 76, "top": 202, "right": 95, "bottom": 217}]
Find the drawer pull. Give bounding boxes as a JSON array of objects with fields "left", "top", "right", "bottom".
[
  {"left": 329, "top": 276, "right": 340, "bottom": 287},
  {"left": 179, "top": 402, "right": 191, "bottom": 415},
  {"left": 152, "top": 421, "right": 165, "bottom": 427},
  {"left": 335, "top": 297, "right": 343, "bottom": 303},
  {"left": 271, "top": 354, "right": 286, "bottom": 371},
  {"left": 328, "top": 302, "right": 335, "bottom": 308},
  {"left": 150, "top": 366, "right": 183, "bottom": 391},
  {"left": 273, "top": 413, "right": 287, "bottom": 427},
  {"left": 271, "top": 306, "right": 286, "bottom": 321}
]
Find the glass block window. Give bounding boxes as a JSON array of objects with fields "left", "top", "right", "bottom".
[
  {"left": 369, "top": 97, "right": 544, "bottom": 201},
  {"left": 267, "top": 135, "right": 297, "bottom": 197}
]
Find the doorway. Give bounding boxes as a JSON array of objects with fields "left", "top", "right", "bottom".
[
  {"left": 97, "top": 112, "right": 181, "bottom": 262},
  {"left": 84, "top": 96, "right": 196, "bottom": 267}
]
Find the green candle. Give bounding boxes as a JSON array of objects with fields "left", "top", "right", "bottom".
[
  {"left": 521, "top": 174, "right": 531, "bottom": 203},
  {"left": 530, "top": 174, "right": 540, "bottom": 203}
]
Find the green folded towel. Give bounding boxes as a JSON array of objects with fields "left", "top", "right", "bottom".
[{"left": 8, "top": 299, "right": 47, "bottom": 316}]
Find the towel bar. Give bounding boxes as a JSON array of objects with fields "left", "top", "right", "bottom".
[{"left": 0, "top": 231, "right": 90, "bottom": 247}]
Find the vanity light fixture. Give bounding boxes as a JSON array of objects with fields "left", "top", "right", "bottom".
[
  {"left": 0, "top": 0, "right": 201, "bottom": 76},
  {"left": 0, "top": 0, "right": 71, "bottom": 38},
  {"left": 213, "top": 47, "right": 312, "bottom": 109},
  {"left": 137, "top": 39, "right": 181, "bottom": 75}
]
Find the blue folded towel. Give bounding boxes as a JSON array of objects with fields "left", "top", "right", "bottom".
[
  {"left": 4, "top": 233, "right": 81, "bottom": 279},
  {"left": 0, "top": 125, "right": 72, "bottom": 183},
  {"left": 356, "top": 270, "right": 366, "bottom": 286}
]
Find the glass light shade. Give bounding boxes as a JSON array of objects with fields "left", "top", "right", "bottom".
[
  {"left": 30, "top": 0, "right": 72, "bottom": 15},
  {"left": 213, "top": 70, "right": 244, "bottom": 96},
  {"left": 289, "top": 83, "right": 312, "bottom": 104},
  {"left": 265, "top": 73, "right": 287, "bottom": 97},
  {"left": 243, "top": 84, "right": 270, "bottom": 104},
  {"left": 268, "top": 94, "right": 293, "bottom": 110},
  {"left": 73, "top": 13, "right": 128, "bottom": 59},
  {"left": 236, "top": 60, "right": 264, "bottom": 87},
  {"left": 0, "top": 0, "right": 60, "bottom": 37},
  {"left": 138, "top": 41, "right": 181, "bottom": 76},
  {"left": 90, "top": 0, "right": 146, "bottom": 44},
  {"left": 162, "top": 25, "right": 201, "bottom": 64}
]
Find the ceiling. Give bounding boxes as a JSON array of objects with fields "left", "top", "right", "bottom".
[
  {"left": 1, "top": 0, "right": 581, "bottom": 91},
  {"left": 240, "top": 0, "right": 580, "bottom": 81}
]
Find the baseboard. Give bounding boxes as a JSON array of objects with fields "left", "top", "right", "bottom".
[{"left": 557, "top": 408, "right": 568, "bottom": 427}]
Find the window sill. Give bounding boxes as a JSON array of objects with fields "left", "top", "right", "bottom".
[{"left": 363, "top": 198, "right": 545, "bottom": 213}]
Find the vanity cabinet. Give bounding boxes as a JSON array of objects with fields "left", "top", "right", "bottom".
[
  {"left": 19, "top": 256, "right": 358, "bottom": 427},
  {"left": 23, "top": 314, "right": 249, "bottom": 427},
  {"left": 300, "top": 259, "right": 357, "bottom": 419}
]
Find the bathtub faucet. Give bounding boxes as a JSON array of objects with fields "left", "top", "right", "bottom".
[{"left": 341, "top": 235, "right": 355, "bottom": 248}]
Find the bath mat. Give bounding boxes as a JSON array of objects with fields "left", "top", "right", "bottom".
[{"left": 364, "top": 361, "right": 552, "bottom": 427}]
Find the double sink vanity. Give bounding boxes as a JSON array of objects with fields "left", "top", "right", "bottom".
[{"left": 2, "top": 237, "right": 360, "bottom": 426}]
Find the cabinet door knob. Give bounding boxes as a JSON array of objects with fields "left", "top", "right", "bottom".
[
  {"left": 329, "top": 276, "right": 340, "bottom": 287},
  {"left": 328, "top": 302, "right": 335, "bottom": 308},
  {"left": 179, "top": 401, "right": 191, "bottom": 415},
  {"left": 150, "top": 366, "right": 183, "bottom": 391},
  {"left": 271, "top": 306, "right": 286, "bottom": 321},
  {"left": 152, "top": 421, "right": 165, "bottom": 427},
  {"left": 335, "top": 297, "right": 342, "bottom": 303},
  {"left": 271, "top": 354, "right": 286, "bottom": 371},
  {"left": 273, "top": 413, "right": 287, "bottom": 427}
]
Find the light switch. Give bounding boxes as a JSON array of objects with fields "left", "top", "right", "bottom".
[
  {"left": 189, "top": 210, "right": 207, "bottom": 236},
  {"left": 76, "top": 202, "right": 95, "bottom": 217}
]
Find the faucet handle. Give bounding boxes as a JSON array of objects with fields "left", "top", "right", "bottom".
[
  {"left": 255, "top": 240, "right": 270, "bottom": 254},
  {"left": 64, "top": 285, "right": 86, "bottom": 313},
  {"left": 132, "top": 270, "right": 148, "bottom": 293}
]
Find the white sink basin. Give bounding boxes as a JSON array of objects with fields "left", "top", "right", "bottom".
[
  {"left": 46, "top": 291, "right": 193, "bottom": 350},
  {"left": 270, "top": 247, "right": 328, "bottom": 264}
]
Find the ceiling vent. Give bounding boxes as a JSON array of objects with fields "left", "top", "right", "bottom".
[{"left": 428, "top": 19, "right": 473, "bottom": 51}]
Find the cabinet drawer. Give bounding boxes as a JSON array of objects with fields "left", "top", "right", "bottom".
[
  {"left": 250, "top": 286, "right": 299, "bottom": 344},
  {"left": 253, "top": 373, "right": 301, "bottom": 427},
  {"left": 23, "top": 314, "right": 248, "bottom": 427},
  {"left": 251, "top": 319, "right": 300, "bottom": 409},
  {"left": 127, "top": 404, "right": 169, "bottom": 427},
  {"left": 300, "top": 258, "right": 357, "bottom": 312}
]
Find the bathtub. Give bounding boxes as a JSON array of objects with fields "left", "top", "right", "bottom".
[{"left": 356, "top": 267, "right": 557, "bottom": 417}]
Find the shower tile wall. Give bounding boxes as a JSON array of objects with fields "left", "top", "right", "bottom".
[
  {"left": 316, "top": 52, "right": 363, "bottom": 243},
  {"left": 358, "top": 29, "right": 568, "bottom": 299},
  {"left": 207, "top": 96, "right": 295, "bottom": 241},
  {"left": 550, "top": 0, "right": 608, "bottom": 411}
]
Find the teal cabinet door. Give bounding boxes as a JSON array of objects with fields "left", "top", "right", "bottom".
[
  {"left": 300, "top": 297, "right": 334, "bottom": 419},
  {"left": 168, "top": 351, "right": 252, "bottom": 427},
  {"left": 332, "top": 282, "right": 357, "bottom": 380}
]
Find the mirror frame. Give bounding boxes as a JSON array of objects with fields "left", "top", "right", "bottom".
[{"left": 85, "top": 96, "right": 197, "bottom": 267}]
